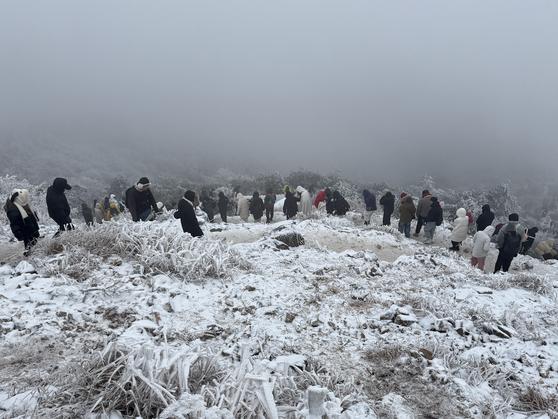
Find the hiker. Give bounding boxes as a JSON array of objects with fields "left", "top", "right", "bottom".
[
  {"left": 81, "top": 202, "right": 94, "bottom": 226},
  {"left": 5, "top": 189, "right": 40, "bottom": 255},
  {"left": 174, "top": 190, "right": 203, "bottom": 237},
  {"left": 449, "top": 208, "right": 469, "bottom": 251},
  {"left": 398, "top": 193, "right": 416, "bottom": 238},
  {"left": 296, "top": 186, "right": 312, "bottom": 218},
  {"left": 332, "top": 190, "right": 350, "bottom": 216},
  {"left": 314, "top": 189, "right": 327, "bottom": 209},
  {"left": 249, "top": 191, "right": 265, "bottom": 222},
  {"left": 471, "top": 225, "right": 495, "bottom": 271},
  {"left": 264, "top": 189, "right": 276, "bottom": 223},
  {"left": 97, "top": 195, "right": 121, "bottom": 222},
  {"left": 379, "top": 191, "right": 395, "bottom": 226},
  {"left": 200, "top": 191, "right": 216, "bottom": 223},
  {"left": 494, "top": 213, "right": 525, "bottom": 273},
  {"left": 125, "top": 178, "right": 159, "bottom": 222},
  {"left": 362, "top": 189, "right": 377, "bottom": 225},
  {"left": 520, "top": 227, "right": 539, "bottom": 255},
  {"left": 476, "top": 204, "right": 495, "bottom": 232},
  {"left": 424, "top": 197, "right": 443, "bottom": 244},
  {"left": 236, "top": 193, "right": 250, "bottom": 222},
  {"left": 283, "top": 190, "right": 298, "bottom": 220},
  {"left": 325, "top": 188, "right": 335, "bottom": 215},
  {"left": 46, "top": 177, "right": 74, "bottom": 234},
  {"left": 217, "top": 191, "right": 229, "bottom": 223},
  {"left": 414, "top": 190, "right": 432, "bottom": 236}
]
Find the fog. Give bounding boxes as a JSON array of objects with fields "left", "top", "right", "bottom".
[{"left": 1, "top": 0, "right": 557, "bottom": 186}]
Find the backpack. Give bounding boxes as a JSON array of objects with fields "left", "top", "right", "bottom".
[{"left": 502, "top": 230, "right": 522, "bottom": 255}]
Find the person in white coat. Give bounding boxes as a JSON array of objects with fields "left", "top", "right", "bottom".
[
  {"left": 450, "top": 208, "right": 469, "bottom": 251},
  {"left": 296, "top": 186, "right": 312, "bottom": 218},
  {"left": 236, "top": 193, "right": 250, "bottom": 222},
  {"left": 471, "top": 225, "right": 495, "bottom": 271}
]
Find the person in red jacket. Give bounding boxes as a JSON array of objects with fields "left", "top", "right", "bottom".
[{"left": 314, "top": 189, "right": 327, "bottom": 209}]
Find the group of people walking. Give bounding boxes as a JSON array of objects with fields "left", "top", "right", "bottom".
[{"left": 3, "top": 179, "right": 552, "bottom": 274}]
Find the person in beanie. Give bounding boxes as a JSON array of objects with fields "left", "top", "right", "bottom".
[
  {"left": 249, "top": 191, "right": 265, "bottom": 222},
  {"left": 414, "top": 190, "right": 432, "bottom": 236},
  {"left": 217, "top": 191, "right": 229, "bottom": 223},
  {"left": 424, "top": 197, "right": 443, "bottom": 244},
  {"left": 494, "top": 213, "right": 525, "bottom": 273},
  {"left": 476, "top": 204, "right": 495, "bottom": 232},
  {"left": 379, "top": 191, "right": 395, "bottom": 226},
  {"left": 449, "top": 208, "right": 469, "bottom": 251},
  {"left": 46, "top": 177, "right": 74, "bottom": 234},
  {"left": 398, "top": 193, "right": 416, "bottom": 238},
  {"left": 362, "top": 189, "right": 377, "bottom": 225},
  {"left": 264, "top": 188, "right": 276, "bottom": 223},
  {"left": 125, "top": 177, "right": 159, "bottom": 222},
  {"left": 174, "top": 190, "right": 203, "bottom": 237},
  {"left": 5, "top": 189, "right": 40, "bottom": 255},
  {"left": 471, "top": 225, "right": 495, "bottom": 271}
]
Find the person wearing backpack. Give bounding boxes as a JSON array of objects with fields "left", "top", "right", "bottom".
[
  {"left": 362, "top": 189, "right": 377, "bottom": 225},
  {"left": 494, "top": 213, "right": 525, "bottom": 273}
]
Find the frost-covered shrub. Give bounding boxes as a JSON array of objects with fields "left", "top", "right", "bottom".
[{"left": 32, "top": 221, "right": 251, "bottom": 280}]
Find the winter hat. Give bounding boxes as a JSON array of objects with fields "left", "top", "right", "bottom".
[
  {"left": 422, "top": 190, "right": 430, "bottom": 197},
  {"left": 400, "top": 192, "right": 407, "bottom": 199},
  {"left": 138, "top": 177, "right": 150, "bottom": 185},
  {"left": 509, "top": 213, "right": 519, "bottom": 222},
  {"left": 184, "top": 190, "right": 196, "bottom": 202}
]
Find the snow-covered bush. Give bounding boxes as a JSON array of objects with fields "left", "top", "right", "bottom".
[{"left": 32, "top": 221, "right": 251, "bottom": 280}]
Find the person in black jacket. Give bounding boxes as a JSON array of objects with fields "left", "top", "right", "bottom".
[
  {"left": 125, "top": 177, "right": 159, "bottom": 222},
  {"left": 476, "top": 204, "right": 495, "bottom": 232},
  {"left": 5, "top": 189, "right": 40, "bottom": 255},
  {"left": 520, "top": 227, "right": 538, "bottom": 255},
  {"left": 249, "top": 191, "right": 265, "bottom": 222},
  {"left": 424, "top": 197, "right": 443, "bottom": 244},
  {"left": 379, "top": 191, "right": 395, "bottom": 226},
  {"left": 174, "top": 190, "right": 203, "bottom": 237},
  {"left": 264, "top": 188, "right": 276, "bottom": 223},
  {"left": 46, "top": 177, "right": 73, "bottom": 234},
  {"left": 362, "top": 189, "right": 377, "bottom": 225},
  {"left": 200, "top": 190, "right": 216, "bottom": 222},
  {"left": 217, "top": 191, "right": 229, "bottom": 223},
  {"left": 333, "top": 190, "right": 350, "bottom": 216},
  {"left": 283, "top": 191, "right": 298, "bottom": 220},
  {"left": 81, "top": 202, "right": 94, "bottom": 226}
]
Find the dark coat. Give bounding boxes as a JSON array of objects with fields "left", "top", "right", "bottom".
[
  {"left": 201, "top": 195, "right": 216, "bottom": 221},
  {"left": 476, "top": 204, "right": 495, "bottom": 231},
  {"left": 333, "top": 191, "right": 350, "bottom": 216},
  {"left": 126, "top": 186, "right": 158, "bottom": 222},
  {"left": 218, "top": 194, "right": 229, "bottom": 214},
  {"left": 5, "top": 200, "right": 40, "bottom": 243},
  {"left": 379, "top": 192, "right": 395, "bottom": 214},
  {"left": 283, "top": 192, "right": 298, "bottom": 219},
  {"left": 174, "top": 198, "right": 203, "bottom": 237},
  {"left": 399, "top": 196, "right": 416, "bottom": 224},
  {"left": 46, "top": 178, "right": 72, "bottom": 226},
  {"left": 426, "top": 200, "right": 443, "bottom": 225},
  {"left": 249, "top": 195, "right": 265, "bottom": 220},
  {"left": 363, "top": 190, "right": 377, "bottom": 211},
  {"left": 264, "top": 193, "right": 276, "bottom": 210}
]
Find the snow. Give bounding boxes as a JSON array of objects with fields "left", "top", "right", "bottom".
[{"left": 0, "top": 210, "right": 557, "bottom": 417}]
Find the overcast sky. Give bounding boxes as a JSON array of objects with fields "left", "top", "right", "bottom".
[{"left": 0, "top": 0, "right": 557, "bottom": 185}]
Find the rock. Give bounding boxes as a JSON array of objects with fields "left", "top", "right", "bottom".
[
  {"left": 394, "top": 314, "right": 418, "bottom": 326},
  {"left": 15, "top": 261, "right": 36, "bottom": 274},
  {"left": 274, "top": 232, "right": 305, "bottom": 248},
  {"left": 245, "top": 285, "right": 256, "bottom": 292},
  {"left": 419, "top": 348, "right": 434, "bottom": 360},
  {"left": 0, "top": 265, "right": 14, "bottom": 276},
  {"left": 285, "top": 312, "right": 297, "bottom": 323},
  {"left": 209, "top": 228, "right": 224, "bottom": 232},
  {"left": 474, "top": 287, "right": 493, "bottom": 295}
]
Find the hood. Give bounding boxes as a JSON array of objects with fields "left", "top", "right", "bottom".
[
  {"left": 296, "top": 186, "right": 306, "bottom": 193},
  {"left": 11, "top": 189, "right": 30, "bottom": 207},
  {"left": 456, "top": 208, "right": 467, "bottom": 218},
  {"left": 333, "top": 191, "right": 341, "bottom": 199},
  {"left": 53, "top": 177, "right": 71, "bottom": 192},
  {"left": 401, "top": 195, "right": 413, "bottom": 204},
  {"left": 253, "top": 192, "right": 260, "bottom": 198},
  {"left": 184, "top": 190, "right": 196, "bottom": 202},
  {"left": 483, "top": 226, "right": 495, "bottom": 236},
  {"left": 482, "top": 204, "right": 491, "bottom": 213}
]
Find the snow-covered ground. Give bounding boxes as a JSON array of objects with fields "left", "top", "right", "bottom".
[{"left": 0, "top": 210, "right": 557, "bottom": 418}]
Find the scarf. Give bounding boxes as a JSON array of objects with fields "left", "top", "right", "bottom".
[
  {"left": 135, "top": 183, "right": 150, "bottom": 192},
  {"left": 11, "top": 189, "right": 31, "bottom": 220}
]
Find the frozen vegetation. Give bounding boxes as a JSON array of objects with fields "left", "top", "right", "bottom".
[{"left": 0, "top": 190, "right": 557, "bottom": 418}]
